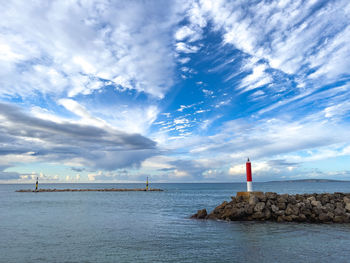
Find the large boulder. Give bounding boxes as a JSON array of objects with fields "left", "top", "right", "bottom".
[
  {"left": 265, "top": 192, "right": 277, "bottom": 200},
  {"left": 277, "top": 202, "right": 286, "bottom": 210},
  {"left": 307, "top": 196, "right": 316, "bottom": 203},
  {"left": 254, "top": 202, "right": 265, "bottom": 212},
  {"left": 277, "top": 195, "right": 288, "bottom": 204},
  {"left": 333, "top": 215, "right": 345, "bottom": 223},
  {"left": 343, "top": 196, "right": 350, "bottom": 204},
  {"left": 252, "top": 211, "right": 265, "bottom": 219},
  {"left": 319, "top": 213, "right": 330, "bottom": 222},
  {"left": 249, "top": 195, "right": 259, "bottom": 206},
  {"left": 288, "top": 195, "right": 297, "bottom": 205},
  {"left": 334, "top": 207, "right": 345, "bottom": 216},
  {"left": 345, "top": 203, "right": 350, "bottom": 212},
  {"left": 311, "top": 200, "right": 322, "bottom": 208},
  {"left": 285, "top": 204, "right": 299, "bottom": 216},
  {"left": 271, "top": 204, "right": 279, "bottom": 213},
  {"left": 191, "top": 209, "right": 207, "bottom": 219},
  {"left": 320, "top": 194, "right": 330, "bottom": 205}
]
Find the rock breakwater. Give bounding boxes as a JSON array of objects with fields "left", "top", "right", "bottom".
[
  {"left": 191, "top": 192, "right": 350, "bottom": 223},
  {"left": 16, "top": 188, "right": 163, "bottom": 192}
]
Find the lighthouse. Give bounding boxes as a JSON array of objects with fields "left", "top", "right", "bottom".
[
  {"left": 236, "top": 158, "right": 262, "bottom": 198},
  {"left": 246, "top": 158, "right": 253, "bottom": 192}
]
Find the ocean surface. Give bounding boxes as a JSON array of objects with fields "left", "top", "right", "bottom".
[{"left": 1, "top": 182, "right": 350, "bottom": 263}]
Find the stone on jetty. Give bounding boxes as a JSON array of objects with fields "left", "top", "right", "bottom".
[
  {"left": 191, "top": 192, "right": 350, "bottom": 223},
  {"left": 191, "top": 209, "right": 207, "bottom": 219}
]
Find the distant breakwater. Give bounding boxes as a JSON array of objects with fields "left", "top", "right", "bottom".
[
  {"left": 16, "top": 188, "right": 163, "bottom": 192},
  {"left": 191, "top": 192, "right": 350, "bottom": 223}
]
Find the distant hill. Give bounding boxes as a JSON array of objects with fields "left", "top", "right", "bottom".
[{"left": 267, "top": 179, "right": 349, "bottom": 183}]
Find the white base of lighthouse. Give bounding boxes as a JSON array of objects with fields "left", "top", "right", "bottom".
[{"left": 247, "top": 181, "right": 253, "bottom": 192}]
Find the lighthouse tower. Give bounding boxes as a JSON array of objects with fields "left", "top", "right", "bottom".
[
  {"left": 236, "top": 158, "right": 262, "bottom": 198},
  {"left": 246, "top": 158, "right": 253, "bottom": 192}
]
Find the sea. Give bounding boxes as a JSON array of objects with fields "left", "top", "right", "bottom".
[{"left": 1, "top": 182, "right": 350, "bottom": 263}]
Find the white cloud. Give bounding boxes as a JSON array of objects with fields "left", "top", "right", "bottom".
[
  {"left": 191, "top": 0, "right": 350, "bottom": 92},
  {"left": 178, "top": 57, "right": 191, "bottom": 64},
  {"left": 172, "top": 169, "right": 189, "bottom": 178},
  {"left": 104, "top": 105, "right": 159, "bottom": 135},
  {"left": 202, "top": 89, "right": 214, "bottom": 96},
  {"left": 324, "top": 101, "right": 350, "bottom": 119},
  {"left": 174, "top": 117, "right": 189, "bottom": 125},
  {"left": 175, "top": 25, "right": 202, "bottom": 42},
  {"left": 0, "top": 0, "right": 187, "bottom": 99},
  {"left": 88, "top": 171, "right": 101, "bottom": 181},
  {"left": 175, "top": 42, "right": 200, "bottom": 53},
  {"left": 239, "top": 63, "right": 272, "bottom": 92},
  {"left": 141, "top": 156, "right": 174, "bottom": 170},
  {"left": 229, "top": 161, "right": 273, "bottom": 176}
]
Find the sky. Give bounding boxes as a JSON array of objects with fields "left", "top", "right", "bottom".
[{"left": 1, "top": 0, "right": 350, "bottom": 183}]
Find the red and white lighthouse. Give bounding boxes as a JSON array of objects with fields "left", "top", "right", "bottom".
[{"left": 246, "top": 158, "right": 253, "bottom": 192}]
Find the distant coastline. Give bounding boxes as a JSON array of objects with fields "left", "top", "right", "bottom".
[{"left": 267, "top": 179, "right": 350, "bottom": 183}]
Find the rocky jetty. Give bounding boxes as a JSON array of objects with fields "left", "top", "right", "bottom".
[
  {"left": 16, "top": 188, "right": 163, "bottom": 192},
  {"left": 191, "top": 192, "right": 350, "bottom": 223}
]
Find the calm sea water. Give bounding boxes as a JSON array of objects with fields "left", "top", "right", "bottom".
[{"left": 1, "top": 182, "right": 350, "bottom": 263}]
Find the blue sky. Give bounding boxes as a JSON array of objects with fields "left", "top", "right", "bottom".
[{"left": 1, "top": 0, "right": 350, "bottom": 183}]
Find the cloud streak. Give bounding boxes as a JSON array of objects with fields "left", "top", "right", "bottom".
[{"left": 0, "top": 102, "right": 157, "bottom": 174}]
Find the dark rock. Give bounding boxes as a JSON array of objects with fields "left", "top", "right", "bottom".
[
  {"left": 300, "top": 207, "right": 312, "bottom": 217},
  {"left": 277, "top": 195, "right": 287, "bottom": 204},
  {"left": 193, "top": 192, "right": 350, "bottom": 223},
  {"left": 334, "top": 207, "right": 345, "bottom": 216},
  {"left": 335, "top": 202, "right": 344, "bottom": 209},
  {"left": 253, "top": 192, "right": 266, "bottom": 200},
  {"left": 206, "top": 213, "right": 217, "bottom": 220},
  {"left": 313, "top": 207, "right": 322, "bottom": 215},
  {"left": 271, "top": 204, "right": 279, "bottom": 213},
  {"left": 297, "top": 214, "right": 307, "bottom": 222},
  {"left": 282, "top": 215, "right": 293, "bottom": 222},
  {"left": 277, "top": 216, "right": 284, "bottom": 222},
  {"left": 264, "top": 209, "right": 271, "bottom": 220},
  {"left": 245, "top": 204, "right": 254, "bottom": 215},
  {"left": 343, "top": 196, "right": 350, "bottom": 204},
  {"left": 288, "top": 196, "right": 297, "bottom": 205},
  {"left": 230, "top": 208, "right": 246, "bottom": 220},
  {"left": 254, "top": 202, "right": 265, "bottom": 212},
  {"left": 304, "top": 201, "right": 312, "bottom": 210},
  {"left": 333, "top": 215, "right": 345, "bottom": 223},
  {"left": 327, "top": 212, "right": 334, "bottom": 220},
  {"left": 265, "top": 192, "right": 277, "bottom": 200},
  {"left": 321, "top": 194, "right": 330, "bottom": 205},
  {"left": 345, "top": 203, "right": 350, "bottom": 212},
  {"left": 307, "top": 196, "right": 316, "bottom": 203},
  {"left": 195, "top": 209, "right": 207, "bottom": 219},
  {"left": 266, "top": 200, "right": 274, "bottom": 209},
  {"left": 311, "top": 200, "right": 322, "bottom": 208},
  {"left": 324, "top": 203, "right": 335, "bottom": 212},
  {"left": 249, "top": 195, "right": 259, "bottom": 206},
  {"left": 285, "top": 204, "right": 299, "bottom": 216},
  {"left": 252, "top": 211, "right": 265, "bottom": 219},
  {"left": 275, "top": 210, "right": 285, "bottom": 216},
  {"left": 277, "top": 202, "right": 286, "bottom": 210},
  {"left": 344, "top": 214, "right": 350, "bottom": 223},
  {"left": 319, "top": 213, "right": 330, "bottom": 222},
  {"left": 217, "top": 201, "right": 228, "bottom": 210}
]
